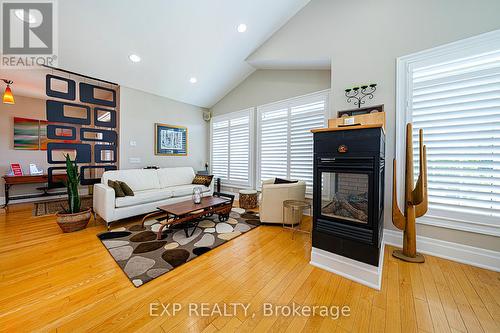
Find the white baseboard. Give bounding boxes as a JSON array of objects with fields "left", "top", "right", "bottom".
[
  {"left": 384, "top": 229, "right": 500, "bottom": 272},
  {"left": 310, "top": 245, "right": 385, "bottom": 290}
]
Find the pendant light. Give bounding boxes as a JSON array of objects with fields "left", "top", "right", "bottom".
[{"left": 2, "top": 79, "right": 15, "bottom": 104}]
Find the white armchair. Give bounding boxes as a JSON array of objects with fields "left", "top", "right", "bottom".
[{"left": 259, "top": 178, "right": 306, "bottom": 224}]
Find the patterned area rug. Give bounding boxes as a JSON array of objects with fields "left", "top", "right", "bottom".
[
  {"left": 33, "top": 196, "right": 93, "bottom": 216},
  {"left": 97, "top": 208, "right": 260, "bottom": 287}
]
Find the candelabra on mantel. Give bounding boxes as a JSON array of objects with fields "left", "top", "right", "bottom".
[{"left": 345, "top": 83, "right": 377, "bottom": 108}]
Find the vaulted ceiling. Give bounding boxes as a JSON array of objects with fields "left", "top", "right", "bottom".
[{"left": 52, "top": 0, "right": 311, "bottom": 107}]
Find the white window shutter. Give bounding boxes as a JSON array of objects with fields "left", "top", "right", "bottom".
[
  {"left": 228, "top": 115, "right": 251, "bottom": 183},
  {"left": 290, "top": 98, "right": 328, "bottom": 193},
  {"left": 406, "top": 44, "right": 500, "bottom": 230},
  {"left": 211, "top": 119, "right": 229, "bottom": 181},
  {"left": 258, "top": 104, "right": 289, "bottom": 182},
  {"left": 211, "top": 109, "right": 253, "bottom": 187},
  {"left": 257, "top": 91, "right": 328, "bottom": 193}
]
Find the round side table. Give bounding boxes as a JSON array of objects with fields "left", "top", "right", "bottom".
[
  {"left": 239, "top": 189, "right": 258, "bottom": 210},
  {"left": 282, "top": 199, "right": 311, "bottom": 239}
]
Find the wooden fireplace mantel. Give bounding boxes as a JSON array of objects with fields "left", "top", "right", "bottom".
[
  {"left": 312, "top": 111, "right": 386, "bottom": 134},
  {"left": 311, "top": 123, "right": 384, "bottom": 133}
]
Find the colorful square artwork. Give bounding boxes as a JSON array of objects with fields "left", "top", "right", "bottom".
[
  {"left": 39, "top": 120, "right": 49, "bottom": 151},
  {"left": 13, "top": 117, "right": 40, "bottom": 150}
]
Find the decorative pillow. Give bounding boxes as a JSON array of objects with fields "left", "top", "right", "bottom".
[
  {"left": 274, "top": 178, "right": 298, "bottom": 184},
  {"left": 118, "top": 181, "right": 134, "bottom": 196},
  {"left": 192, "top": 174, "right": 213, "bottom": 187},
  {"left": 108, "top": 180, "right": 125, "bottom": 197}
]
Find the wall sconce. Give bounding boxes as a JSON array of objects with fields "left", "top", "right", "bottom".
[
  {"left": 2, "top": 79, "right": 15, "bottom": 104},
  {"left": 345, "top": 83, "right": 377, "bottom": 108}
]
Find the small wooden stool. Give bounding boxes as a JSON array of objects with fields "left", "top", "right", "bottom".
[{"left": 239, "top": 189, "right": 258, "bottom": 210}]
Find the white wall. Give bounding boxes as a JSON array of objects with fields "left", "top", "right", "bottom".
[
  {"left": 119, "top": 86, "right": 208, "bottom": 171},
  {"left": 211, "top": 69, "right": 331, "bottom": 115},
  {"left": 227, "top": 0, "right": 500, "bottom": 251}
]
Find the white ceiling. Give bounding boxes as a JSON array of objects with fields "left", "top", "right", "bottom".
[{"left": 48, "top": 0, "right": 311, "bottom": 108}]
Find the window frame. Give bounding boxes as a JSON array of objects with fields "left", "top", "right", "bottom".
[
  {"left": 209, "top": 108, "right": 255, "bottom": 188},
  {"left": 396, "top": 29, "right": 500, "bottom": 236}
]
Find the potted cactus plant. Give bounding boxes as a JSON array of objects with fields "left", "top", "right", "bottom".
[{"left": 55, "top": 154, "right": 91, "bottom": 232}]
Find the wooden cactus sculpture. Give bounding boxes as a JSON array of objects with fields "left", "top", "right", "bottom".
[{"left": 392, "top": 123, "right": 428, "bottom": 263}]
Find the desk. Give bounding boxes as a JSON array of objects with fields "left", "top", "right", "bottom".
[{"left": 2, "top": 174, "right": 66, "bottom": 208}]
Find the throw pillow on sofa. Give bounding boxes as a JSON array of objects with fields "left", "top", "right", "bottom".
[
  {"left": 108, "top": 180, "right": 125, "bottom": 197},
  {"left": 192, "top": 174, "right": 213, "bottom": 187},
  {"left": 118, "top": 181, "right": 134, "bottom": 196},
  {"left": 274, "top": 178, "right": 298, "bottom": 184}
]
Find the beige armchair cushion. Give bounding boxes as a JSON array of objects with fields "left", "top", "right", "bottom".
[{"left": 259, "top": 178, "right": 306, "bottom": 224}]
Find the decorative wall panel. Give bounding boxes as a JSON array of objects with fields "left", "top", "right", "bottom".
[
  {"left": 45, "top": 72, "right": 120, "bottom": 188},
  {"left": 80, "top": 165, "right": 117, "bottom": 185},
  {"left": 47, "top": 124, "right": 77, "bottom": 140},
  {"left": 47, "top": 166, "right": 68, "bottom": 189},
  {"left": 46, "top": 74, "right": 76, "bottom": 100},
  {"left": 94, "top": 107, "right": 116, "bottom": 128},
  {"left": 47, "top": 142, "right": 92, "bottom": 164},
  {"left": 80, "top": 128, "right": 117, "bottom": 143},
  {"left": 94, "top": 144, "right": 117, "bottom": 163},
  {"left": 79, "top": 83, "right": 117, "bottom": 107},
  {"left": 46, "top": 100, "right": 91, "bottom": 125}
]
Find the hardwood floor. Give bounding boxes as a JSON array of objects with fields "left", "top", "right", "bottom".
[{"left": 0, "top": 203, "right": 499, "bottom": 332}]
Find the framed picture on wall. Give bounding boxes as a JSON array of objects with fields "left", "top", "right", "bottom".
[
  {"left": 13, "top": 117, "right": 40, "bottom": 150},
  {"left": 13, "top": 117, "right": 51, "bottom": 150},
  {"left": 154, "top": 123, "right": 188, "bottom": 156}
]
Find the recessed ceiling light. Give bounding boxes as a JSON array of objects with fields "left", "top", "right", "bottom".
[
  {"left": 129, "top": 54, "right": 141, "bottom": 63},
  {"left": 15, "top": 9, "right": 37, "bottom": 24},
  {"left": 189, "top": 77, "right": 198, "bottom": 84},
  {"left": 237, "top": 24, "right": 247, "bottom": 33}
]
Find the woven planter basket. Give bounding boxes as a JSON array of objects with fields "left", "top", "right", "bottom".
[{"left": 56, "top": 208, "right": 92, "bottom": 233}]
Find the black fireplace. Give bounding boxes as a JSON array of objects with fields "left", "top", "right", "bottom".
[{"left": 312, "top": 127, "right": 385, "bottom": 266}]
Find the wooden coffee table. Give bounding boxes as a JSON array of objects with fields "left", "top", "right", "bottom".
[{"left": 141, "top": 192, "right": 234, "bottom": 240}]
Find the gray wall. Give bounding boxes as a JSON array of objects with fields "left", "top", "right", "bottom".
[
  {"left": 119, "top": 86, "right": 208, "bottom": 171},
  {"left": 223, "top": 0, "right": 500, "bottom": 251},
  {"left": 211, "top": 69, "right": 331, "bottom": 115}
]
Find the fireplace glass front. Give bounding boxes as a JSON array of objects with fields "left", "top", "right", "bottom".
[{"left": 321, "top": 172, "right": 369, "bottom": 224}]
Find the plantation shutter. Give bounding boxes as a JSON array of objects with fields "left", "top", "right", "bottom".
[
  {"left": 211, "top": 109, "right": 253, "bottom": 187},
  {"left": 409, "top": 49, "right": 500, "bottom": 226},
  {"left": 258, "top": 103, "right": 289, "bottom": 182},
  {"left": 228, "top": 114, "right": 251, "bottom": 184},
  {"left": 257, "top": 91, "right": 328, "bottom": 193},
  {"left": 211, "top": 119, "right": 229, "bottom": 181}
]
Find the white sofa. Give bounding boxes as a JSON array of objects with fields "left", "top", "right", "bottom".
[
  {"left": 259, "top": 178, "right": 306, "bottom": 224},
  {"left": 93, "top": 167, "right": 212, "bottom": 228}
]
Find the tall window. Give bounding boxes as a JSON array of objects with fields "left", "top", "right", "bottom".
[
  {"left": 210, "top": 108, "right": 253, "bottom": 187},
  {"left": 257, "top": 91, "right": 328, "bottom": 193},
  {"left": 397, "top": 30, "right": 500, "bottom": 236}
]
